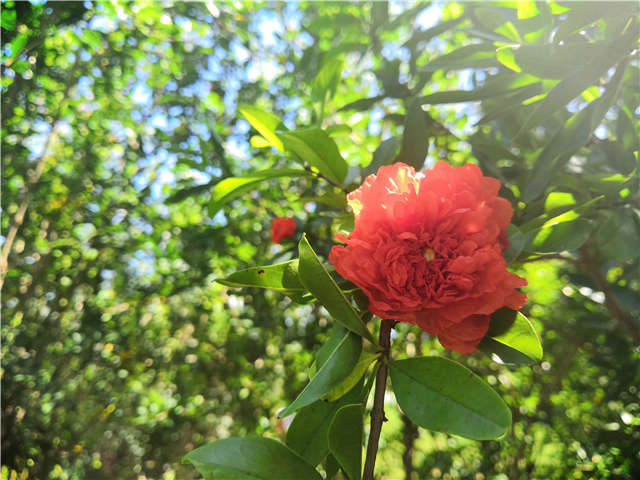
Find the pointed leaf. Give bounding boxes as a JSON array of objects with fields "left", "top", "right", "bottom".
[
  {"left": 528, "top": 217, "right": 595, "bottom": 253},
  {"left": 389, "top": 357, "right": 511, "bottom": 440},
  {"left": 397, "top": 99, "right": 429, "bottom": 170},
  {"left": 479, "top": 309, "right": 542, "bottom": 366},
  {"left": 217, "top": 260, "right": 305, "bottom": 292},
  {"left": 183, "top": 437, "right": 322, "bottom": 480},
  {"left": 239, "top": 105, "right": 286, "bottom": 152},
  {"left": 328, "top": 404, "right": 363, "bottom": 480},
  {"left": 279, "top": 329, "right": 361, "bottom": 417},
  {"left": 298, "top": 235, "right": 375, "bottom": 343},
  {"left": 286, "top": 380, "right": 364, "bottom": 466},
  {"left": 208, "top": 169, "right": 310, "bottom": 216},
  {"left": 279, "top": 129, "right": 348, "bottom": 184},
  {"left": 312, "top": 56, "right": 345, "bottom": 102},
  {"left": 325, "top": 351, "right": 380, "bottom": 402},
  {"left": 362, "top": 136, "right": 401, "bottom": 178}
]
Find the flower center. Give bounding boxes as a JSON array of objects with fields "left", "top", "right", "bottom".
[{"left": 423, "top": 248, "right": 436, "bottom": 262}]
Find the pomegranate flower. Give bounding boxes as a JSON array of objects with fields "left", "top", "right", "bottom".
[
  {"left": 271, "top": 217, "right": 297, "bottom": 244},
  {"left": 329, "top": 162, "right": 527, "bottom": 354}
]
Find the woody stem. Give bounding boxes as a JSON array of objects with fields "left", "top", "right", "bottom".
[{"left": 363, "top": 319, "right": 393, "bottom": 480}]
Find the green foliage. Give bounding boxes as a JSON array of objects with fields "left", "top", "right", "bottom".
[
  {"left": 389, "top": 357, "right": 512, "bottom": 440},
  {"left": 183, "top": 437, "right": 323, "bottom": 480},
  {"left": 2, "top": 1, "right": 638, "bottom": 479}
]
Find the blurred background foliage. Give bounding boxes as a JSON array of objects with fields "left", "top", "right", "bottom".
[{"left": 1, "top": 1, "right": 638, "bottom": 479}]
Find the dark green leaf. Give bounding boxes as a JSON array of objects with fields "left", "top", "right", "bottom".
[
  {"left": 208, "top": 169, "right": 310, "bottom": 217},
  {"left": 523, "top": 59, "right": 628, "bottom": 201},
  {"left": 595, "top": 209, "right": 640, "bottom": 262},
  {"left": 362, "top": 136, "right": 401, "bottom": 178},
  {"left": 516, "top": 29, "right": 636, "bottom": 136},
  {"left": 286, "top": 379, "right": 364, "bottom": 466},
  {"left": 279, "top": 329, "right": 361, "bottom": 417},
  {"left": 328, "top": 404, "right": 363, "bottom": 480},
  {"left": 397, "top": 99, "right": 429, "bottom": 170},
  {"left": 183, "top": 437, "right": 322, "bottom": 480},
  {"left": 528, "top": 217, "right": 595, "bottom": 253},
  {"left": 298, "top": 235, "right": 375, "bottom": 343},
  {"left": 325, "top": 351, "right": 379, "bottom": 402},
  {"left": 390, "top": 357, "right": 511, "bottom": 440},
  {"left": 1, "top": 8, "right": 16, "bottom": 31},
  {"left": 479, "top": 309, "right": 543, "bottom": 366},
  {"left": 279, "top": 129, "right": 348, "bottom": 185},
  {"left": 338, "top": 96, "right": 385, "bottom": 112}
]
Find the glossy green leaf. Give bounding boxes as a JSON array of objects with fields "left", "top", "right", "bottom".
[
  {"left": 297, "top": 235, "right": 375, "bottom": 343},
  {"left": 250, "top": 135, "right": 272, "bottom": 148},
  {"left": 390, "top": 357, "right": 511, "bottom": 440},
  {"left": 183, "top": 437, "right": 322, "bottom": 480},
  {"left": 279, "top": 328, "right": 361, "bottom": 417},
  {"left": 239, "top": 105, "right": 286, "bottom": 152},
  {"left": 325, "top": 351, "right": 380, "bottom": 402},
  {"left": 528, "top": 217, "right": 595, "bottom": 253},
  {"left": 328, "top": 404, "right": 363, "bottom": 480},
  {"left": 286, "top": 379, "right": 364, "bottom": 466},
  {"left": 208, "top": 168, "right": 310, "bottom": 216},
  {"left": 397, "top": 99, "right": 429, "bottom": 170},
  {"left": 217, "top": 260, "right": 305, "bottom": 292},
  {"left": 479, "top": 309, "right": 543, "bottom": 366},
  {"left": 279, "top": 129, "right": 348, "bottom": 184}
]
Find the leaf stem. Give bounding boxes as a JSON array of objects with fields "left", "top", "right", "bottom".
[{"left": 362, "top": 319, "right": 393, "bottom": 480}]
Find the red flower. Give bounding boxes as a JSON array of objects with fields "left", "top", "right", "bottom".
[
  {"left": 329, "top": 162, "right": 527, "bottom": 354},
  {"left": 270, "top": 217, "right": 297, "bottom": 244}
]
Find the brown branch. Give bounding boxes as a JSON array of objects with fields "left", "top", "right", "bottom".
[
  {"left": 579, "top": 246, "right": 640, "bottom": 343},
  {"left": 363, "top": 319, "right": 393, "bottom": 480}
]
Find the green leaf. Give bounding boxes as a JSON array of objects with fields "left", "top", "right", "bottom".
[
  {"left": 528, "top": 217, "right": 595, "bottom": 253},
  {"left": 217, "top": 260, "right": 305, "bottom": 292},
  {"left": 286, "top": 379, "right": 365, "bottom": 466},
  {"left": 183, "top": 437, "right": 322, "bottom": 480},
  {"left": 326, "top": 124, "right": 352, "bottom": 137},
  {"left": 239, "top": 105, "right": 286, "bottom": 152},
  {"left": 279, "top": 129, "right": 348, "bottom": 185},
  {"left": 325, "top": 351, "right": 380, "bottom": 402},
  {"left": 208, "top": 168, "right": 310, "bottom": 217},
  {"left": 338, "top": 96, "right": 385, "bottom": 112},
  {"left": 328, "top": 404, "right": 363, "bottom": 480},
  {"left": 389, "top": 357, "right": 511, "bottom": 440},
  {"left": 517, "top": 1, "right": 540, "bottom": 19},
  {"left": 523, "top": 59, "right": 628, "bottom": 201},
  {"left": 297, "top": 235, "right": 375, "bottom": 343},
  {"left": 397, "top": 99, "right": 429, "bottom": 170},
  {"left": 312, "top": 56, "right": 345, "bottom": 103},
  {"left": 325, "top": 455, "right": 340, "bottom": 480},
  {"left": 250, "top": 135, "right": 272, "bottom": 148},
  {"left": 362, "top": 136, "right": 401, "bottom": 178},
  {"left": 595, "top": 209, "right": 640, "bottom": 262},
  {"left": 279, "top": 329, "right": 361, "bottom": 417},
  {"left": 422, "top": 43, "right": 499, "bottom": 72},
  {"left": 2, "top": 8, "right": 17, "bottom": 31},
  {"left": 504, "top": 225, "right": 535, "bottom": 264},
  {"left": 516, "top": 28, "right": 636, "bottom": 137},
  {"left": 479, "top": 309, "right": 543, "bottom": 366}
]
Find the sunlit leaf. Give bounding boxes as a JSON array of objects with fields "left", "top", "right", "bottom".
[
  {"left": 208, "top": 169, "right": 310, "bottom": 216},
  {"left": 239, "top": 105, "right": 286, "bottom": 152},
  {"left": 479, "top": 309, "right": 543, "bottom": 366},
  {"left": 279, "top": 129, "right": 348, "bottom": 185}
]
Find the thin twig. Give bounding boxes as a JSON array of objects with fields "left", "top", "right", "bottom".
[
  {"left": 363, "top": 319, "right": 393, "bottom": 480},
  {"left": 303, "top": 165, "right": 349, "bottom": 194}
]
